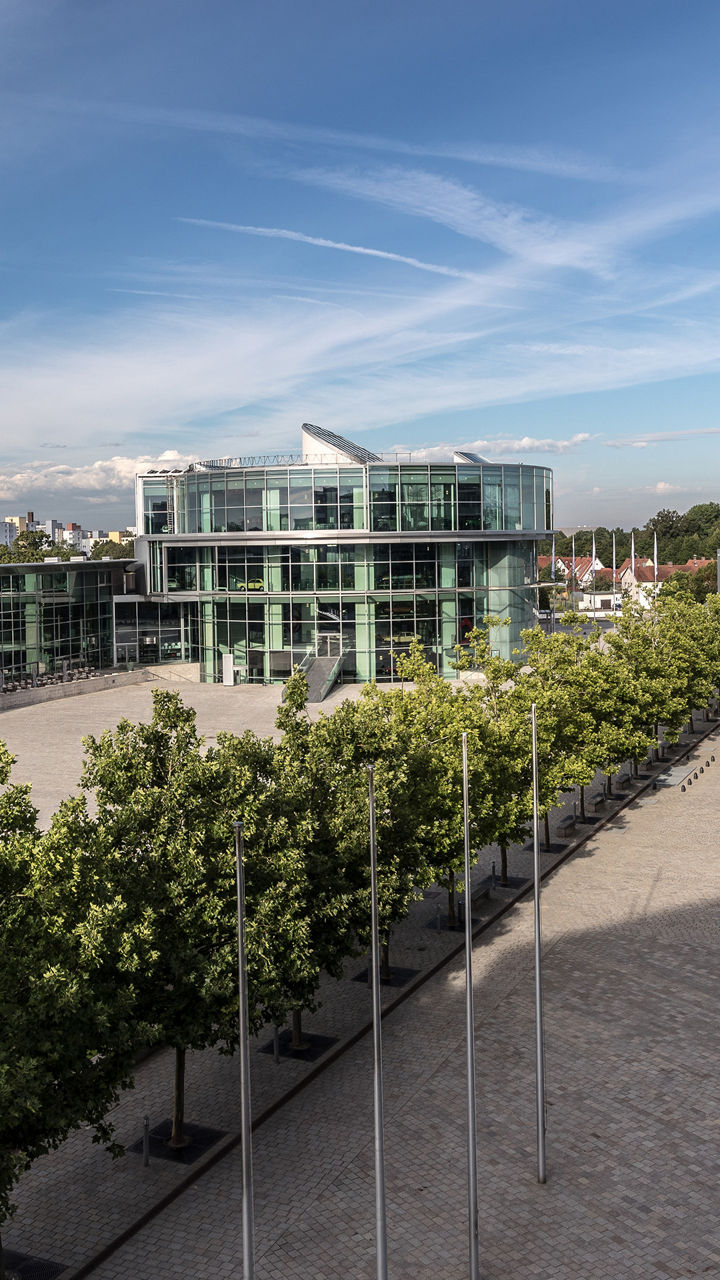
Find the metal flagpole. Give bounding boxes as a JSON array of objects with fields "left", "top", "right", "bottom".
[
  {"left": 368, "top": 766, "right": 389, "bottom": 1280},
  {"left": 654, "top": 531, "right": 658, "bottom": 593},
  {"left": 531, "top": 706, "right": 547, "bottom": 1184},
  {"left": 462, "top": 734, "right": 480, "bottom": 1280},
  {"left": 550, "top": 533, "right": 556, "bottom": 634},
  {"left": 233, "top": 821, "right": 255, "bottom": 1280},
  {"left": 591, "top": 530, "right": 597, "bottom": 622},
  {"left": 571, "top": 534, "right": 576, "bottom": 612},
  {"left": 631, "top": 530, "right": 635, "bottom": 579},
  {"left": 612, "top": 531, "right": 616, "bottom": 615}
]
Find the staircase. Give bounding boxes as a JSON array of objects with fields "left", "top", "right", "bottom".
[{"left": 305, "top": 653, "right": 343, "bottom": 702}]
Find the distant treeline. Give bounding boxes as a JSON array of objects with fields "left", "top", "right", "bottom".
[{"left": 537, "top": 502, "right": 720, "bottom": 565}]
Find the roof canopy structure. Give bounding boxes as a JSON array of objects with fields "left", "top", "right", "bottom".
[{"left": 300, "top": 423, "right": 382, "bottom": 466}]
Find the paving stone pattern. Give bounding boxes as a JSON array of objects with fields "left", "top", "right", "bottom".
[{"left": 3, "top": 684, "right": 720, "bottom": 1277}]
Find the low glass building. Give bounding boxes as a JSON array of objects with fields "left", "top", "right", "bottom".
[
  {"left": 0, "top": 559, "right": 129, "bottom": 682},
  {"left": 128, "top": 425, "right": 552, "bottom": 685}
]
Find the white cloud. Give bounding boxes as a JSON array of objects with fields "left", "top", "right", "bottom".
[
  {"left": 401, "top": 433, "right": 591, "bottom": 461},
  {"left": 0, "top": 452, "right": 197, "bottom": 503},
  {"left": 605, "top": 426, "right": 720, "bottom": 448}
]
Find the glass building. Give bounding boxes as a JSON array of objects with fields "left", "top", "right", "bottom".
[
  {"left": 129, "top": 425, "right": 553, "bottom": 686},
  {"left": 0, "top": 559, "right": 129, "bottom": 682}
]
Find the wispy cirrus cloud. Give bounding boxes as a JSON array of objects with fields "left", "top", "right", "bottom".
[
  {"left": 177, "top": 217, "right": 482, "bottom": 282},
  {"left": 605, "top": 426, "right": 720, "bottom": 449},
  {"left": 2, "top": 93, "right": 619, "bottom": 183},
  {"left": 291, "top": 165, "right": 593, "bottom": 270}
]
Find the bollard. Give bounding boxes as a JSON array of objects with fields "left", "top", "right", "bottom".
[
  {"left": 700, "top": 767, "right": 704, "bottom": 774},
  {"left": 273, "top": 1026, "right": 280, "bottom": 1065},
  {"left": 143, "top": 1115, "right": 150, "bottom": 1167},
  {"left": 706, "top": 761, "right": 710, "bottom": 768},
  {"left": 681, "top": 784, "right": 686, "bottom": 792},
  {"left": 694, "top": 772, "right": 698, "bottom": 779}
]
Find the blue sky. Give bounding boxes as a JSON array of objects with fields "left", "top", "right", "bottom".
[{"left": 3, "top": 0, "right": 720, "bottom": 527}]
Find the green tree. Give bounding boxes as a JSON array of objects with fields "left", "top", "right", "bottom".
[
  {"left": 81, "top": 688, "right": 321, "bottom": 1146},
  {"left": 0, "top": 751, "right": 149, "bottom": 1274},
  {"left": 663, "top": 563, "right": 717, "bottom": 603},
  {"left": 90, "top": 539, "right": 135, "bottom": 560},
  {"left": 9, "top": 531, "right": 71, "bottom": 562},
  {"left": 80, "top": 690, "right": 242, "bottom": 1148}
]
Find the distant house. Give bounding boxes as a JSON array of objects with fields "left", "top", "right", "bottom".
[{"left": 620, "top": 557, "right": 715, "bottom": 606}]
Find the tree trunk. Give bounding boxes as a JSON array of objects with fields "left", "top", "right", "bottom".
[
  {"left": 579, "top": 786, "right": 586, "bottom": 821},
  {"left": 380, "top": 939, "right": 391, "bottom": 982},
  {"left": 0, "top": 1229, "right": 5, "bottom": 1280},
  {"left": 291, "top": 1009, "right": 308, "bottom": 1052},
  {"left": 447, "top": 869, "right": 456, "bottom": 927},
  {"left": 606, "top": 772, "right": 612, "bottom": 797},
  {"left": 689, "top": 710, "right": 695, "bottom": 733},
  {"left": 500, "top": 844, "right": 508, "bottom": 887},
  {"left": 543, "top": 812, "right": 551, "bottom": 851},
  {"left": 633, "top": 758, "right": 639, "bottom": 778},
  {"left": 169, "top": 1046, "right": 188, "bottom": 1148}
]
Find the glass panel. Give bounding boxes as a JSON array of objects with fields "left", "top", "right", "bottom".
[
  {"left": 265, "top": 472, "right": 288, "bottom": 532},
  {"left": 521, "top": 467, "right": 535, "bottom": 529},
  {"left": 503, "top": 468, "right": 522, "bottom": 530},
  {"left": 313, "top": 471, "right": 338, "bottom": 530},
  {"left": 430, "top": 469, "right": 456, "bottom": 531},
  {"left": 458, "top": 467, "right": 482, "bottom": 530},
  {"left": 339, "top": 470, "right": 366, "bottom": 529},
  {"left": 400, "top": 467, "right": 429, "bottom": 531},
  {"left": 369, "top": 468, "right": 398, "bottom": 532},
  {"left": 482, "top": 468, "right": 503, "bottom": 530},
  {"left": 211, "top": 479, "right": 226, "bottom": 532},
  {"left": 291, "top": 547, "right": 315, "bottom": 592},
  {"left": 245, "top": 474, "right": 265, "bottom": 531}
]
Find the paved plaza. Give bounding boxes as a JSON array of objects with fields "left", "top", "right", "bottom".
[
  {"left": 2, "top": 683, "right": 720, "bottom": 1278},
  {"left": 0, "top": 674, "right": 364, "bottom": 827}
]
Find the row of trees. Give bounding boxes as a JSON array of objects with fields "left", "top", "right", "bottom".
[
  {"left": 0, "top": 530, "right": 134, "bottom": 565},
  {"left": 2, "top": 592, "right": 720, "bottom": 1266},
  {"left": 537, "top": 501, "right": 720, "bottom": 566}
]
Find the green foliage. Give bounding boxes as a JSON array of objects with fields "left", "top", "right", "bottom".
[
  {"left": 5, "top": 531, "right": 72, "bottom": 562},
  {"left": 89, "top": 539, "right": 135, "bottom": 560},
  {"left": 5, "top": 589, "right": 720, "bottom": 1235},
  {"left": 0, "top": 747, "right": 147, "bottom": 1229}
]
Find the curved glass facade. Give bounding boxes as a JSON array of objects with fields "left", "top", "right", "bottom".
[
  {"left": 142, "top": 462, "right": 553, "bottom": 537},
  {"left": 134, "top": 447, "right": 552, "bottom": 685}
]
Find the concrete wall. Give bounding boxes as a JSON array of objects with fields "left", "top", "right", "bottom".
[{"left": 0, "top": 668, "right": 156, "bottom": 713}]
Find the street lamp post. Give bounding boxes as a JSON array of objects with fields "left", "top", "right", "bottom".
[
  {"left": 368, "top": 766, "right": 389, "bottom": 1280},
  {"left": 530, "top": 707, "right": 547, "bottom": 1184},
  {"left": 233, "top": 821, "right": 256, "bottom": 1280},
  {"left": 462, "top": 733, "right": 481, "bottom": 1280}
]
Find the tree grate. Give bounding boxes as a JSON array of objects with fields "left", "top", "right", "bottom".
[
  {"left": 2, "top": 1249, "right": 66, "bottom": 1279},
  {"left": 352, "top": 965, "right": 419, "bottom": 988},
  {"left": 127, "top": 1118, "right": 227, "bottom": 1164},
  {"left": 259, "top": 1030, "right": 339, "bottom": 1062}
]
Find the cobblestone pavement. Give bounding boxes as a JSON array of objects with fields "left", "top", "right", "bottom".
[{"left": 1, "top": 689, "right": 718, "bottom": 1277}]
